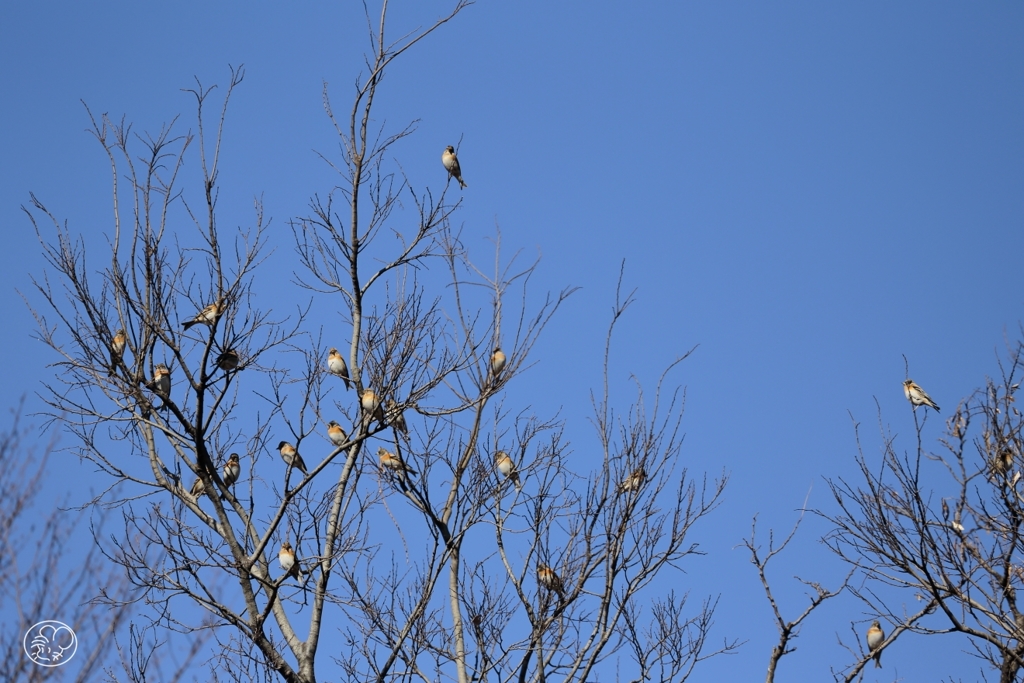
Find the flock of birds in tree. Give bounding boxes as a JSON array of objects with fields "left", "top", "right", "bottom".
[{"left": 106, "top": 149, "right": 943, "bottom": 663}]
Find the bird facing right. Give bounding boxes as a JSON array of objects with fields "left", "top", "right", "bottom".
[{"left": 903, "top": 379, "right": 940, "bottom": 412}]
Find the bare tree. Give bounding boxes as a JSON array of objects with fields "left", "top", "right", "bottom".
[
  {"left": 823, "top": 336, "right": 1024, "bottom": 682},
  {"left": 24, "top": 3, "right": 731, "bottom": 682},
  {"left": 0, "top": 405, "right": 205, "bottom": 682},
  {"left": 743, "top": 510, "right": 851, "bottom": 683}
]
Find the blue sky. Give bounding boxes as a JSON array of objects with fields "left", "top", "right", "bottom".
[{"left": 3, "top": 2, "right": 1024, "bottom": 680}]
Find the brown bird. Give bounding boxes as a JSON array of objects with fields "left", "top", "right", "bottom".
[
  {"left": 182, "top": 299, "right": 224, "bottom": 330},
  {"left": 189, "top": 476, "right": 206, "bottom": 499},
  {"left": 327, "top": 420, "right": 347, "bottom": 447},
  {"left": 327, "top": 347, "right": 351, "bottom": 390},
  {"left": 147, "top": 363, "right": 171, "bottom": 403},
  {"left": 616, "top": 467, "right": 646, "bottom": 495},
  {"left": 216, "top": 349, "right": 240, "bottom": 371},
  {"left": 361, "top": 389, "right": 385, "bottom": 427},
  {"left": 222, "top": 453, "right": 241, "bottom": 489},
  {"left": 277, "top": 441, "right": 308, "bottom": 476},
  {"left": 866, "top": 620, "right": 884, "bottom": 668},
  {"left": 903, "top": 379, "right": 940, "bottom": 412},
  {"left": 279, "top": 542, "right": 302, "bottom": 580},
  {"left": 386, "top": 399, "right": 408, "bottom": 435},
  {"left": 442, "top": 145, "right": 467, "bottom": 189},
  {"left": 379, "top": 447, "right": 416, "bottom": 477},
  {"left": 495, "top": 450, "right": 522, "bottom": 491},
  {"left": 490, "top": 347, "right": 506, "bottom": 378},
  {"left": 109, "top": 329, "right": 126, "bottom": 377},
  {"left": 537, "top": 563, "right": 565, "bottom": 598}
]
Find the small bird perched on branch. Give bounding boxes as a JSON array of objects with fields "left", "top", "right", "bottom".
[
  {"left": 537, "top": 563, "right": 565, "bottom": 599},
  {"left": 866, "top": 620, "right": 884, "bottom": 668},
  {"left": 490, "top": 347, "right": 506, "bottom": 379},
  {"left": 147, "top": 364, "right": 171, "bottom": 406},
  {"left": 361, "top": 389, "right": 385, "bottom": 427},
  {"left": 279, "top": 542, "right": 302, "bottom": 580},
  {"left": 616, "top": 467, "right": 646, "bottom": 495},
  {"left": 222, "top": 453, "right": 241, "bottom": 490},
  {"left": 495, "top": 451, "right": 521, "bottom": 491},
  {"left": 442, "top": 145, "right": 467, "bottom": 188},
  {"left": 903, "top": 379, "right": 940, "bottom": 412},
  {"left": 327, "top": 347, "right": 351, "bottom": 390},
  {"left": 109, "top": 329, "right": 126, "bottom": 377},
  {"left": 216, "top": 348, "right": 240, "bottom": 371},
  {"left": 189, "top": 476, "right": 206, "bottom": 499},
  {"left": 386, "top": 400, "right": 408, "bottom": 435},
  {"left": 277, "top": 441, "right": 308, "bottom": 476},
  {"left": 379, "top": 447, "right": 416, "bottom": 479},
  {"left": 327, "top": 420, "right": 347, "bottom": 447},
  {"left": 183, "top": 299, "right": 224, "bottom": 330}
]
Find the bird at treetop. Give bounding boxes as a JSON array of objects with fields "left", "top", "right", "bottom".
[
  {"left": 903, "top": 379, "right": 940, "bottom": 412},
  {"left": 109, "top": 329, "right": 126, "bottom": 377},
  {"left": 537, "top": 563, "right": 565, "bottom": 598},
  {"left": 442, "top": 146, "right": 467, "bottom": 188},
  {"left": 617, "top": 467, "right": 646, "bottom": 495},
  {"left": 279, "top": 542, "right": 302, "bottom": 580},
  {"left": 495, "top": 451, "right": 521, "bottom": 491},
  {"left": 189, "top": 476, "right": 206, "bottom": 499},
  {"left": 378, "top": 447, "right": 416, "bottom": 476},
  {"left": 216, "top": 349, "right": 240, "bottom": 371},
  {"left": 182, "top": 300, "right": 224, "bottom": 330},
  {"left": 327, "top": 347, "right": 351, "bottom": 390},
  {"left": 490, "top": 347, "right": 506, "bottom": 378},
  {"left": 866, "top": 620, "right": 884, "bottom": 668},
  {"left": 277, "top": 441, "right": 308, "bottom": 475},
  {"left": 327, "top": 421, "right": 347, "bottom": 447}
]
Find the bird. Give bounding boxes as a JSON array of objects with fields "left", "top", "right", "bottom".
[
  {"left": 277, "top": 441, "right": 308, "bottom": 476},
  {"left": 442, "top": 145, "right": 467, "bottom": 188},
  {"left": 378, "top": 447, "right": 416, "bottom": 477},
  {"left": 327, "top": 347, "right": 351, "bottom": 390},
  {"left": 182, "top": 299, "right": 224, "bottom": 330},
  {"left": 903, "top": 379, "right": 940, "bottom": 412},
  {"left": 147, "top": 364, "right": 171, "bottom": 404},
  {"left": 109, "top": 329, "right": 126, "bottom": 377},
  {"left": 189, "top": 476, "right": 206, "bottom": 499},
  {"left": 327, "top": 420, "right": 347, "bottom": 447},
  {"left": 279, "top": 542, "right": 302, "bottom": 580},
  {"left": 537, "top": 563, "right": 565, "bottom": 598},
  {"left": 490, "top": 347, "right": 506, "bottom": 378},
  {"left": 361, "top": 389, "right": 385, "bottom": 427},
  {"left": 866, "top": 620, "right": 884, "bottom": 668},
  {"left": 386, "top": 399, "right": 408, "bottom": 435},
  {"left": 222, "top": 453, "right": 241, "bottom": 489},
  {"left": 495, "top": 451, "right": 521, "bottom": 491},
  {"left": 991, "top": 448, "right": 1014, "bottom": 479},
  {"left": 216, "top": 349, "right": 240, "bottom": 371},
  {"left": 941, "top": 499, "right": 950, "bottom": 523},
  {"left": 617, "top": 467, "right": 646, "bottom": 495}
]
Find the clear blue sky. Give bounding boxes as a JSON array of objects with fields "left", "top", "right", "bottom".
[{"left": 3, "top": 2, "right": 1023, "bottom": 680}]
